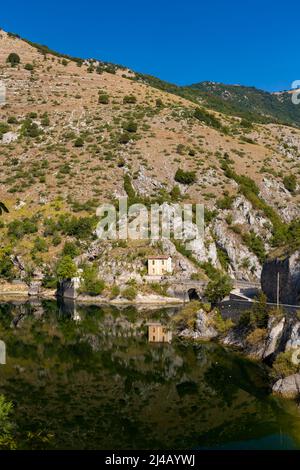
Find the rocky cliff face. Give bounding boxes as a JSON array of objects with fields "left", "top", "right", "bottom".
[
  {"left": 261, "top": 251, "right": 300, "bottom": 305},
  {"left": 223, "top": 314, "right": 300, "bottom": 361}
]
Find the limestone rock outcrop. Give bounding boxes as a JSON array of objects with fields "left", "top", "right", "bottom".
[{"left": 272, "top": 373, "right": 300, "bottom": 398}]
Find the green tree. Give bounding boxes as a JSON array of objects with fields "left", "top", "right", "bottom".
[
  {"left": 56, "top": 255, "right": 77, "bottom": 280},
  {"left": 204, "top": 274, "right": 233, "bottom": 305},
  {"left": 80, "top": 265, "right": 105, "bottom": 296},
  {"left": 174, "top": 168, "right": 196, "bottom": 185},
  {"left": 0, "top": 246, "right": 14, "bottom": 280}
]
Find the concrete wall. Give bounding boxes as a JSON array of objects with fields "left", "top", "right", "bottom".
[
  {"left": 57, "top": 277, "right": 81, "bottom": 299},
  {"left": 261, "top": 251, "right": 300, "bottom": 305}
]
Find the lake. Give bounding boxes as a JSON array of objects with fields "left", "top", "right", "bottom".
[{"left": 0, "top": 299, "right": 300, "bottom": 450}]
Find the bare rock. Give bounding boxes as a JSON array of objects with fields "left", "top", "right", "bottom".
[{"left": 272, "top": 373, "right": 300, "bottom": 398}]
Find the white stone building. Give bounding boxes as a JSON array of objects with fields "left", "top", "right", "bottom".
[{"left": 147, "top": 256, "right": 172, "bottom": 276}]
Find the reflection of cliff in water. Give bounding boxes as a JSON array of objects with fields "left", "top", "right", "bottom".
[{"left": 0, "top": 300, "right": 300, "bottom": 450}]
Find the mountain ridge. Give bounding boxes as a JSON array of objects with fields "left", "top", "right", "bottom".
[{"left": 4, "top": 29, "right": 300, "bottom": 127}]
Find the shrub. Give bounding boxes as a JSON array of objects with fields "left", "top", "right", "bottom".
[
  {"left": 7, "top": 116, "right": 17, "bottom": 124},
  {"left": 52, "top": 234, "right": 62, "bottom": 246},
  {"left": 240, "top": 119, "right": 253, "bottom": 129},
  {"left": 80, "top": 265, "right": 105, "bottom": 296},
  {"left": 246, "top": 328, "right": 267, "bottom": 346},
  {"left": 20, "top": 119, "right": 41, "bottom": 138},
  {"left": 74, "top": 137, "right": 84, "bottom": 147},
  {"left": 123, "top": 95, "right": 137, "bottom": 104},
  {"left": 110, "top": 285, "right": 120, "bottom": 299},
  {"left": 194, "top": 107, "right": 222, "bottom": 130},
  {"left": 59, "top": 215, "right": 96, "bottom": 239},
  {"left": 176, "top": 144, "right": 185, "bottom": 155},
  {"left": 283, "top": 175, "right": 297, "bottom": 194},
  {"left": 24, "top": 63, "right": 34, "bottom": 71},
  {"left": 150, "top": 282, "right": 168, "bottom": 297},
  {"left": 242, "top": 231, "right": 266, "bottom": 263},
  {"left": 62, "top": 242, "right": 80, "bottom": 258},
  {"left": 0, "top": 395, "right": 15, "bottom": 449},
  {"left": 42, "top": 270, "right": 57, "bottom": 289},
  {"left": 41, "top": 113, "right": 50, "bottom": 126},
  {"left": 271, "top": 351, "right": 299, "bottom": 379},
  {"left": 98, "top": 94, "right": 109, "bottom": 104},
  {"left": 33, "top": 237, "right": 48, "bottom": 253},
  {"left": 175, "top": 168, "right": 196, "bottom": 185},
  {"left": 216, "top": 194, "right": 234, "bottom": 209},
  {"left": 212, "top": 309, "right": 234, "bottom": 334},
  {"left": 238, "top": 293, "right": 269, "bottom": 330},
  {"left": 122, "top": 286, "right": 137, "bottom": 300},
  {"left": 8, "top": 218, "right": 38, "bottom": 239},
  {"left": 119, "top": 132, "right": 131, "bottom": 144},
  {"left": 6, "top": 53, "right": 20, "bottom": 66},
  {"left": 0, "top": 247, "right": 14, "bottom": 280},
  {"left": 0, "top": 122, "right": 10, "bottom": 138},
  {"left": 123, "top": 121, "right": 137, "bottom": 133},
  {"left": 170, "top": 185, "right": 181, "bottom": 201}
]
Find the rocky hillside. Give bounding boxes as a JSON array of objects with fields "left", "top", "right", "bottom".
[
  {"left": 1, "top": 29, "right": 300, "bottom": 286},
  {"left": 187, "top": 81, "right": 300, "bottom": 127}
]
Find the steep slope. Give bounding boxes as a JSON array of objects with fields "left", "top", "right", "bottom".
[
  {"left": 1, "top": 29, "right": 300, "bottom": 287},
  {"left": 133, "top": 76, "right": 300, "bottom": 127},
  {"left": 187, "top": 81, "right": 300, "bottom": 127}
]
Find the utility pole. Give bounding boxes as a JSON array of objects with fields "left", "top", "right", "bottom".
[{"left": 277, "top": 271, "right": 280, "bottom": 310}]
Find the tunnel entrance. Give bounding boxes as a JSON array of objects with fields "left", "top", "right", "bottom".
[{"left": 188, "top": 288, "right": 201, "bottom": 301}]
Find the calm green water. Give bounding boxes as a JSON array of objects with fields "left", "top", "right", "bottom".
[{"left": 0, "top": 299, "right": 300, "bottom": 450}]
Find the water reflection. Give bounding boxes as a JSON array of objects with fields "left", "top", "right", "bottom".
[{"left": 0, "top": 299, "right": 299, "bottom": 450}]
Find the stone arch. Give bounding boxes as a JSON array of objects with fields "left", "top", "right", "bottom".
[{"left": 188, "top": 288, "right": 201, "bottom": 301}]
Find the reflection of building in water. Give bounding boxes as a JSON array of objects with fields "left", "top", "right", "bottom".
[
  {"left": 73, "top": 309, "right": 81, "bottom": 322},
  {"left": 0, "top": 340, "right": 6, "bottom": 364},
  {"left": 147, "top": 323, "right": 172, "bottom": 343}
]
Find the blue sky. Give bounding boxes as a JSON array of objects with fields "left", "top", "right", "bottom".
[{"left": 1, "top": 0, "right": 298, "bottom": 91}]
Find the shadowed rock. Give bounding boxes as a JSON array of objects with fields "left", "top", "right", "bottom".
[{"left": 261, "top": 250, "right": 300, "bottom": 305}]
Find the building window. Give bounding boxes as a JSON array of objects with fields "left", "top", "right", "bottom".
[
  {"left": 153, "top": 336, "right": 155, "bottom": 341},
  {"left": 152, "top": 260, "right": 155, "bottom": 265}
]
